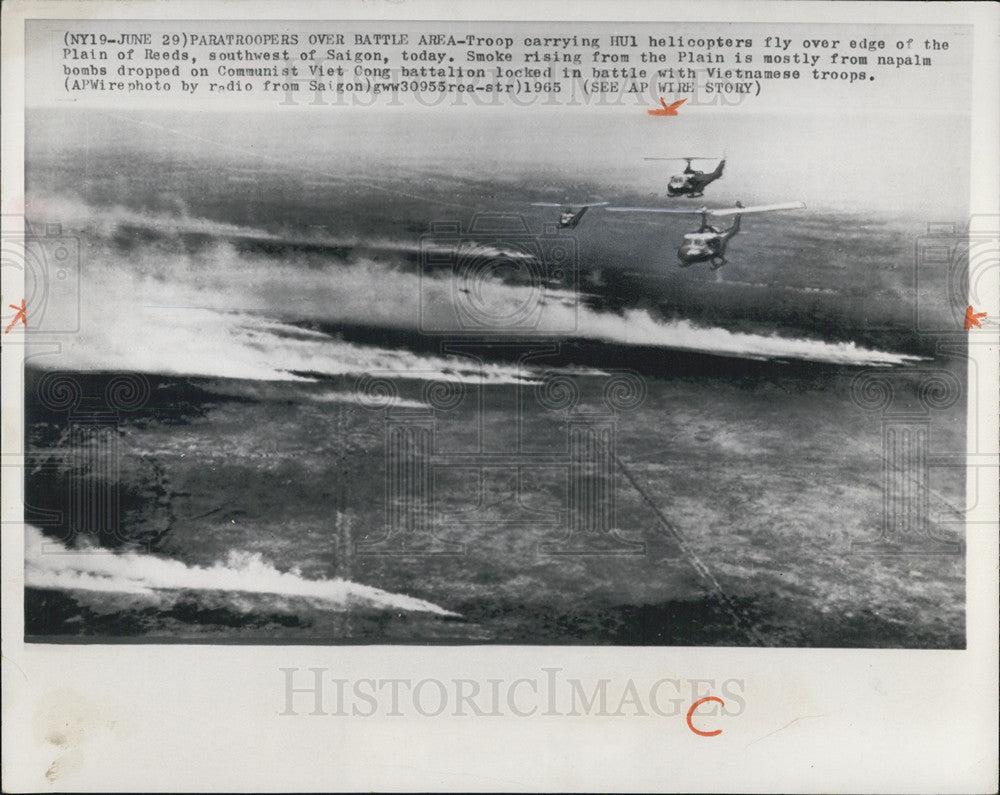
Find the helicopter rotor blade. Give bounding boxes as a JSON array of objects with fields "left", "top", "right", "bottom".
[
  {"left": 707, "top": 202, "right": 806, "bottom": 217},
  {"left": 605, "top": 206, "right": 705, "bottom": 214},
  {"left": 643, "top": 157, "right": 719, "bottom": 162},
  {"left": 531, "top": 201, "right": 609, "bottom": 208}
]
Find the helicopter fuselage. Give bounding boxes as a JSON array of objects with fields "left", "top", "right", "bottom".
[
  {"left": 677, "top": 244, "right": 718, "bottom": 265},
  {"left": 666, "top": 175, "right": 693, "bottom": 196},
  {"left": 676, "top": 224, "right": 737, "bottom": 267},
  {"left": 665, "top": 159, "right": 726, "bottom": 198}
]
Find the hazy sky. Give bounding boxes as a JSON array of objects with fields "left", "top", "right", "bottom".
[{"left": 27, "top": 105, "right": 971, "bottom": 217}]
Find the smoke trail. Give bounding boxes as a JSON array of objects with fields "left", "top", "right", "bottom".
[
  {"left": 28, "top": 198, "right": 923, "bottom": 377},
  {"left": 25, "top": 525, "right": 458, "bottom": 617}
]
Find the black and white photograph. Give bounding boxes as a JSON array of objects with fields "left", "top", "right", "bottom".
[
  {"left": 19, "top": 19, "right": 976, "bottom": 647},
  {"left": 3, "top": 3, "right": 997, "bottom": 792}
]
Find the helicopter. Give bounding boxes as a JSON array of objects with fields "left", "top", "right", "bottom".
[
  {"left": 530, "top": 201, "right": 609, "bottom": 229},
  {"left": 644, "top": 156, "right": 726, "bottom": 198},
  {"left": 606, "top": 201, "right": 805, "bottom": 269}
]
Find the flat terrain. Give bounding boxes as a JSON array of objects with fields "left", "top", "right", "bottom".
[
  {"left": 23, "top": 108, "right": 969, "bottom": 646},
  {"left": 25, "top": 359, "right": 965, "bottom": 646}
]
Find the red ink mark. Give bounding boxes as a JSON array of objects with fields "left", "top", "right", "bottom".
[
  {"left": 648, "top": 97, "right": 686, "bottom": 116},
  {"left": 5, "top": 299, "right": 26, "bottom": 333},
  {"left": 686, "top": 696, "right": 725, "bottom": 737},
  {"left": 964, "top": 305, "right": 987, "bottom": 330}
]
